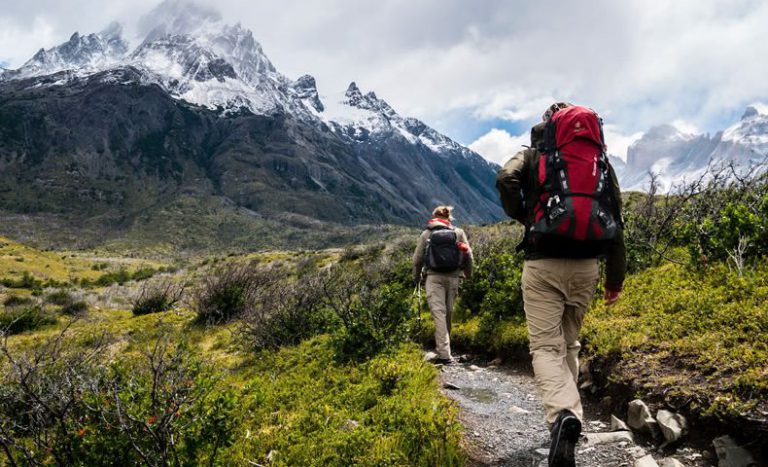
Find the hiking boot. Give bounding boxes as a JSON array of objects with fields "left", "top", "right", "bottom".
[
  {"left": 548, "top": 409, "right": 581, "bottom": 467},
  {"left": 433, "top": 357, "right": 455, "bottom": 366}
]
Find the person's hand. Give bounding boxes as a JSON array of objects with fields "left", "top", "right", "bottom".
[{"left": 604, "top": 288, "right": 621, "bottom": 306}]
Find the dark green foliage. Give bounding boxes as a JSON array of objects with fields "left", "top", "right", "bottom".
[
  {"left": 94, "top": 267, "right": 132, "bottom": 286},
  {"left": 458, "top": 228, "right": 524, "bottom": 319},
  {"left": 45, "top": 289, "right": 75, "bottom": 306},
  {"left": 238, "top": 270, "right": 334, "bottom": 350},
  {"left": 1, "top": 271, "right": 43, "bottom": 290},
  {"left": 0, "top": 305, "right": 57, "bottom": 335},
  {"left": 193, "top": 263, "right": 267, "bottom": 324},
  {"left": 60, "top": 301, "right": 88, "bottom": 316},
  {"left": 0, "top": 332, "right": 239, "bottom": 466},
  {"left": 3, "top": 295, "right": 34, "bottom": 307}
]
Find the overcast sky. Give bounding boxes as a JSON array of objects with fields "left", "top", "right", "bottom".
[{"left": 2, "top": 0, "right": 767, "bottom": 163}]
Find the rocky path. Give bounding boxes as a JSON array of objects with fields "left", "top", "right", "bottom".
[{"left": 434, "top": 354, "right": 712, "bottom": 467}]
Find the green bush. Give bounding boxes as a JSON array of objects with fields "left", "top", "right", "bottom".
[
  {"left": 3, "top": 295, "right": 34, "bottom": 307},
  {"left": 60, "top": 300, "right": 88, "bottom": 316},
  {"left": 193, "top": 263, "right": 267, "bottom": 325},
  {"left": 45, "top": 289, "right": 75, "bottom": 306},
  {"left": 238, "top": 272, "right": 334, "bottom": 350},
  {"left": 0, "top": 305, "right": 57, "bottom": 335},
  {"left": 0, "top": 335, "right": 238, "bottom": 466},
  {"left": 132, "top": 280, "right": 184, "bottom": 316},
  {"left": 1, "top": 271, "right": 43, "bottom": 290}
]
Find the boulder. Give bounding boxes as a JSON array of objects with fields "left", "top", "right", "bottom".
[
  {"left": 635, "top": 454, "right": 660, "bottom": 467},
  {"left": 611, "top": 414, "right": 631, "bottom": 432},
  {"left": 627, "top": 399, "right": 660, "bottom": 438},
  {"left": 655, "top": 410, "right": 687, "bottom": 443},
  {"left": 712, "top": 435, "right": 758, "bottom": 467},
  {"left": 658, "top": 459, "right": 685, "bottom": 467},
  {"left": 585, "top": 431, "right": 634, "bottom": 446}
]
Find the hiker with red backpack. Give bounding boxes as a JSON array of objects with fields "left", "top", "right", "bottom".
[
  {"left": 412, "top": 205, "right": 473, "bottom": 365},
  {"left": 497, "top": 103, "right": 626, "bottom": 467}
]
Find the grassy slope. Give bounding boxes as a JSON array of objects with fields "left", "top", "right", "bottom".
[
  {"left": 445, "top": 259, "right": 768, "bottom": 423},
  {"left": 1, "top": 242, "right": 463, "bottom": 466}
]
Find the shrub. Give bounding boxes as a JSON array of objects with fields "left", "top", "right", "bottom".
[
  {"left": 2, "top": 295, "right": 34, "bottom": 307},
  {"left": 193, "top": 263, "right": 268, "bottom": 325},
  {"left": 132, "top": 280, "right": 185, "bottom": 316},
  {"left": 0, "top": 305, "right": 57, "bottom": 335},
  {"left": 60, "top": 300, "right": 88, "bottom": 316},
  {"left": 94, "top": 268, "right": 132, "bottom": 286},
  {"left": 0, "top": 331, "right": 238, "bottom": 466},
  {"left": 0, "top": 271, "right": 43, "bottom": 290},
  {"left": 238, "top": 271, "right": 333, "bottom": 350},
  {"left": 457, "top": 228, "right": 524, "bottom": 319},
  {"left": 323, "top": 262, "right": 414, "bottom": 360},
  {"left": 45, "top": 289, "right": 75, "bottom": 306}
]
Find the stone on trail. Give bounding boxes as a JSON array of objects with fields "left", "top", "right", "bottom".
[
  {"left": 443, "top": 382, "right": 460, "bottom": 390},
  {"left": 627, "top": 399, "right": 660, "bottom": 438},
  {"left": 712, "top": 435, "right": 758, "bottom": 467},
  {"left": 635, "top": 454, "right": 660, "bottom": 467},
  {"left": 655, "top": 409, "right": 687, "bottom": 443},
  {"left": 585, "top": 431, "right": 635, "bottom": 446},
  {"left": 488, "top": 357, "right": 503, "bottom": 367},
  {"left": 611, "top": 414, "right": 631, "bottom": 432},
  {"left": 508, "top": 405, "right": 530, "bottom": 414},
  {"left": 658, "top": 458, "right": 685, "bottom": 467},
  {"left": 423, "top": 351, "right": 438, "bottom": 361}
]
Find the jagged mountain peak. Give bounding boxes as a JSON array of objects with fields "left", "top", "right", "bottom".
[{"left": 742, "top": 106, "right": 760, "bottom": 120}]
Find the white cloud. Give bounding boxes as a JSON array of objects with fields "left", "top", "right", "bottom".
[
  {"left": 1, "top": 0, "right": 767, "bottom": 146},
  {"left": 468, "top": 128, "right": 529, "bottom": 165},
  {"left": 671, "top": 119, "right": 700, "bottom": 135}
]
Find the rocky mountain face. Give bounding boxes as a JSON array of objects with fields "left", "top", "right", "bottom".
[
  {"left": 0, "top": 0, "right": 502, "bottom": 251},
  {"left": 615, "top": 107, "right": 768, "bottom": 191}
]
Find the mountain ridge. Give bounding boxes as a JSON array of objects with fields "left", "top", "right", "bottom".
[{"left": 0, "top": 0, "right": 503, "bottom": 252}]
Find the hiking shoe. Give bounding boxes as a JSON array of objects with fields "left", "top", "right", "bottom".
[
  {"left": 433, "top": 357, "right": 455, "bottom": 365},
  {"left": 548, "top": 409, "right": 581, "bottom": 467}
]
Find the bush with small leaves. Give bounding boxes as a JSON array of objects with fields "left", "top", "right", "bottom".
[
  {"left": 132, "top": 280, "right": 185, "bottom": 316},
  {"left": 60, "top": 300, "right": 88, "bottom": 316},
  {"left": 0, "top": 304, "right": 57, "bottom": 335},
  {"left": 193, "top": 263, "right": 269, "bottom": 325}
]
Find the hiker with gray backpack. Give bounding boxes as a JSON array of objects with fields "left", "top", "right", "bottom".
[
  {"left": 497, "top": 103, "right": 627, "bottom": 467},
  {"left": 412, "top": 205, "right": 473, "bottom": 365}
]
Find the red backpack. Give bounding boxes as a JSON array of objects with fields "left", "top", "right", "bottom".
[{"left": 530, "top": 105, "right": 619, "bottom": 242}]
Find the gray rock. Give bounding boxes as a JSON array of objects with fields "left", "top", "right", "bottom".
[
  {"left": 635, "top": 454, "right": 660, "bottom": 467},
  {"left": 509, "top": 405, "right": 530, "bottom": 414},
  {"left": 627, "top": 446, "right": 649, "bottom": 459},
  {"left": 658, "top": 458, "right": 685, "bottom": 467},
  {"left": 423, "top": 351, "right": 438, "bottom": 362},
  {"left": 627, "top": 399, "right": 660, "bottom": 438},
  {"left": 611, "top": 414, "right": 631, "bottom": 432},
  {"left": 712, "top": 435, "right": 758, "bottom": 467},
  {"left": 443, "top": 382, "right": 460, "bottom": 390},
  {"left": 585, "top": 431, "right": 635, "bottom": 446},
  {"left": 343, "top": 419, "right": 360, "bottom": 431},
  {"left": 655, "top": 410, "right": 687, "bottom": 443}
]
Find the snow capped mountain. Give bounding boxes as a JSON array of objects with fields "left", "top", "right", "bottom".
[
  {"left": 619, "top": 108, "right": 768, "bottom": 191},
  {"left": 2, "top": 22, "right": 128, "bottom": 82},
  {"left": 0, "top": 0, "right": 486, "bottom": 166},
  {"left": 0, "top": 0, "right": 503, "bottom": 249}
]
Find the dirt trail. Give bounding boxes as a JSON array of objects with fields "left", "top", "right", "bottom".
[{"left": 436, "top": 355, "right": 711, "bottom": 467}]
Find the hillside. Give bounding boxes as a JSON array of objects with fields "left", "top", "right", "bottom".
[{"left": 0, "top": 1, "right": 502, "bottom": 252}]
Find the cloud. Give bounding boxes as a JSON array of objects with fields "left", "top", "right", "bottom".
[
  {"left": 469, "top": 128, "right": 529, "bottom": 165},
  {"left": 602, "top": 125, "right": 643, "bottom": 161},
  {"left": 1, "top": 0, "right": 767, "bottom": 161}
]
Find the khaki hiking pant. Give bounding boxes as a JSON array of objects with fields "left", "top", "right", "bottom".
[
  {"left": 426, "top": 273, "right": 460, "bottom": 360},
  {"left": 522, "top": 258, "right": 600, "bottom": 424}
]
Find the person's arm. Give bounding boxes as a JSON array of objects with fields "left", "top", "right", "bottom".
[
  {"left": 457, "top": 229, "right": 473, "bottom": 279},
  {"left": 496, "top": 149, "right": 530, "bottom": 224},
  {"left": 604, "top": 163, "right": 627, "bottom": 305},
  {"left": 412, "top": 231, "right": 428, "bottom": 284}
]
